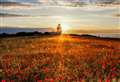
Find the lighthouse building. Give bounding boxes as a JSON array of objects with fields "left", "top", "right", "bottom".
[{"left": 57, "top": 24, "right": 62, "bottom": 34}]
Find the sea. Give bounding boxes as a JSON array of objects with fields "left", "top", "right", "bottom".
[
  {"left": 0, "top": 27, "right": 54, "bottom": 34},
  {"left": 0, "top": 27, "right": 120, "bottom": 38},
  {"left": 89, "top": 33, "right": 120, "bottom": 38}
]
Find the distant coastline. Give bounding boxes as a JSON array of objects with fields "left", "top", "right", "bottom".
[
  {"left": 0, "top": 27, "right": 120, "bottom": 38},
  {"left": 0, "top": 27, "right": 55, "bottom": 34}
]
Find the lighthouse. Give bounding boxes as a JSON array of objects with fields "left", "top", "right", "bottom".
[{"left": 57, "top": 24, "right": 62, "bottom": 34}]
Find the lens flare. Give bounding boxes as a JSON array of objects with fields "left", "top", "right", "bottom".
[{"left": 61, "top": 23, "right": 70, "bottom": 33}]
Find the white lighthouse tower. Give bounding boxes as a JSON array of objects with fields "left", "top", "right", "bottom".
[{"left": 57, "top": 24, "right": 62, "bottom": 34}]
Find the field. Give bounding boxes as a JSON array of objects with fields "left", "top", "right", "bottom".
[{"left": 0, "top": 35, "right": 120, "bottom": 82}]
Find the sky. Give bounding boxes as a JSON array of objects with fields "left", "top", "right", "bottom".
[{"left": 0, "top": 0, "right": 120, "bottom": 33}]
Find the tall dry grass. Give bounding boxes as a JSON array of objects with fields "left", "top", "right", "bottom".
[{"left": 0, "top": 35, "right": 120, "bottom": 82}]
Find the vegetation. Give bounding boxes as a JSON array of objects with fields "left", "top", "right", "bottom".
[{"left": 0, "top": 35, "right": 120, "bottom": 82}]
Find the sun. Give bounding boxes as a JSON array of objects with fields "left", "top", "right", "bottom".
[{"left": 61, "top": 23, "right": 69, "bottom": 33}]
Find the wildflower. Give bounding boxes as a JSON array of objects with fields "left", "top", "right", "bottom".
[
  {"left": 105, "top": 78, "right": 110, "bottom": 82},
  {"left": 1, "top": 80, "right": 6, "bottom": 82},
  {"left": 102, "top": 63, "right": 106, "bottom": 70},
  {"left": 98, "top": 79, "right": 102, "bottom": 82},
  {"left": 50, "top": 79, "right": 54, "bottom": 82},
  {"left": 37, "top": 80, "right": 42, "bottom": 82}
]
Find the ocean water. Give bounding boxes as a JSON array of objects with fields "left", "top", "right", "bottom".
[
  {"left": 0, "top": 28, "right": 120, "bottom": 38},
  {"left": 0, "top": 27, "right": 54, "bottom": 34},
  {"left": 90, "top": 33, "right": 120, "bottom": 38}
]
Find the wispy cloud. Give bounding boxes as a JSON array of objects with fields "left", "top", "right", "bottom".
[
  {"left": 0, "top": 2, "right": 30, "bottom": 6},
  {"left": 68, "top": 29, "right": 120, "bottom": 33},
  {"left": 0, "top": 0, "right": 119, "bottom": 30},
  {"left": 0, "top": 1, "right": 31, "bottom": 9},
  {"left": 0, "top": 13, "right": 29, "bottom": 17},
  {"left": 1, "top": 0, "right": 119, "bottom": 7},
  {"left": 113, "top": 13, "right": 120, "bottom": 17}
]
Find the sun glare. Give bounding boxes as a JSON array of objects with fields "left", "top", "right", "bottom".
[{"left": 61, "top": 23, "right": 70, "bottom": 33}]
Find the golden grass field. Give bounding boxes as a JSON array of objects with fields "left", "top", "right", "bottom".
[{"left": 0, "top": 35, "right": 120, "bottom": 82}]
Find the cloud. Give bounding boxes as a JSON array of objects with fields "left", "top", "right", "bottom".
[
  {"left": 113, "top": 13, "right": 120, "bottom": 17},
  {"left": 68, "top": 29, "right": 120, "bottom": 33},
  {"left": 0, "top": 0, "right": 119, "bottom": 11},
  {"left": 0, "top": 1, "right": 32, "bottom": 9},
  {"left": 0, "top": 1, "right": 31, "bottom": 7},
  {"left": 1, "top": 0, "right": 119, "bottom": 6},
  {"left": 0, "top": 13, "right": 28, "bottom": 17},
  {"left": 0, "top": 0, "right": 40, "bottom": 5}
]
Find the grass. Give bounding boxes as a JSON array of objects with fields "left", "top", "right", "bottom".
[{"left": 0, "top": 35, "right": 120, "bottom": 82}]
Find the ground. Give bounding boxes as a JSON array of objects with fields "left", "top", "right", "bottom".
[{"left": 0, "top": 35, "right": 120, "bottom": 82}]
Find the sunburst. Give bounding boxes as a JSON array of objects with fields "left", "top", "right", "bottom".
[{"left": 61, "top": 23, "right": 70, "bottom": 33}]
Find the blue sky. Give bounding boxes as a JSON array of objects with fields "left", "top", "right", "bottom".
[{"left": 0, "top": 0, "right": 120, "bottom": 33}]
